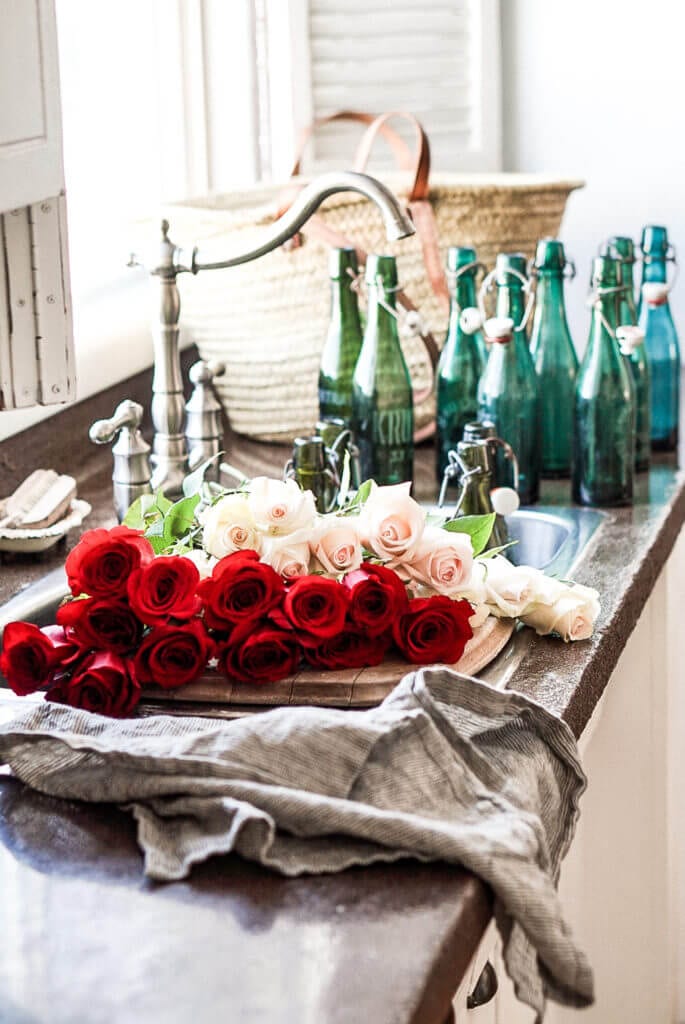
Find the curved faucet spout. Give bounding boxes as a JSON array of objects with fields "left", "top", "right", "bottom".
[
  {"left": 133, "top": 170, "right": 414, "bottom": 499},
  {"left": 181, "top": 171, "right": 415, "bottom": 274}
]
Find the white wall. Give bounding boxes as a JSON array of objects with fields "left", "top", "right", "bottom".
[{"left": 501, "top": 0, "right": 685, "bottom": 346}]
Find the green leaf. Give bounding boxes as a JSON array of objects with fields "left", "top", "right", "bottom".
[
  {"left": 340, "top": 478, "right": 374, "bottom": 515},
  {"left": 123, "top": 494, "right": 153, "bottom": 529},
  {"left": 152, "top": 491, "right": 173, "bottom": 515},
  {"left": 148, "top": 534, "right": 169, "bottom": 555},
  {"left": 123, "top": 491, "right": 171, "bottom": 530},
  {"left": 162, "top": 494, "right": 201, "bottom": 544},
  {"left": 442, "top": 513, "right": 496, "bottom": 556},
  {"left": 476, "top": 540, "right": 519, "bottom": 560},
  {"left": 355, "top": 479, "right": 373, "bottom": 505},
  {"left": 145, "top": 518, "right": 165, "bottom": 539},
  {"left": 182, "top": 452, "right": 224, "bottom": 498}
]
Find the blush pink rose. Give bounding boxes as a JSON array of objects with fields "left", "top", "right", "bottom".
[
  {"left": 358, "top": 482, "right": 425, "bottom": 566},
  {"left": 400, "top": 526, "right": 474, "bottom": 596},
  {"left": 310, "top": 520, "right": 362, "bottom": 577}
]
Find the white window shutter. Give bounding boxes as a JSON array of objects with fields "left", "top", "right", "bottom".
[
  {"left": 0, "top": 0, "right": 74, "bottom": 411},
  {"left": 284, "top": 0, "right": 501, "bottom": 174}
]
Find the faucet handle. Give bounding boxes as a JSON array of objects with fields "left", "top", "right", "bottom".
[
  {"left": 90, "top": 401, "right": 152, "bottom": 522},
  {"left": 127, "top": 219, "right": 195, "bottom": 277},
  {"left": 188, "top": 359, "right": 226, "bottom": 386},
  {"left": 90, "top": 400, "right": 145, "bottom": 445}
]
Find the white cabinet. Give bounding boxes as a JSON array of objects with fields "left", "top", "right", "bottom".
[
  {"left": 465, "top": 530, "right": 685, "bottom": 1022},
  {"left": 0, "top": 0, "right": 74, "bottom": 411}
]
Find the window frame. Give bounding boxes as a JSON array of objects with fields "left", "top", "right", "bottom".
[{"left": 1, "top": 0, "right": 503, "bottom": 441}]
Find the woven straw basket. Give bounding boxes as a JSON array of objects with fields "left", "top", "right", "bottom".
[{"left": 167, "top": 142, "right": 582, "bottom": 442}]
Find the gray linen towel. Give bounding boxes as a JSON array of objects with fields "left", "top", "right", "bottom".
[{"left": 0, "top": 667, "right": 592, "bottom": 1020}]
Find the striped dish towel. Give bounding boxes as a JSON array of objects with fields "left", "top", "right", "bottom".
[{"left": 0, "top": 667, "right": 593, "bottom": 1020}]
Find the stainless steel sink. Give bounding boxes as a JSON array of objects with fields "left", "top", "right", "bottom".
[
  {"left": 0, "top": 566, "right": 69, "bottom": 638},
  {"left": 504, "top": 506, "right": 606, "bottom": 577}
]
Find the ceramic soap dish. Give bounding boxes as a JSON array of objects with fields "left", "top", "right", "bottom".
[{"left": 0, "top": 470, "right": 91, "bottom": 553}]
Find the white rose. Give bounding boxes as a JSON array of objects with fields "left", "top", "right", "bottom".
[
  {"left": 248, "top": 477, "right": 316, "bottom": 536},
  {"left": 468, "top": 603, "right": 491, "bottom": 630},
  {"left": 310, "top": 519, "right": 362, "bottom": 577},
  {"left": 401, "top": 526, "right": 474, "bottom": 596},
  {"left": 359, "top": 482, "right": 425, "bottom": 565},
  {"left": 479, "top": 555, "right": 556, "bottom": 618},
  {"left": 201, "top": 494, "right": 261, "bottom": 559},
  {"left": 521, "top": 582, "right": 601, "bottom": 641},
  {"left": 181, "top": 548, "right": 217, "bottom": 579},
  {"left": 261, "top": 533, "right": 311, "bottom": 580}
]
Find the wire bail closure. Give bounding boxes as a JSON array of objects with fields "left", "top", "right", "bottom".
[
  {"left": 478, "top": 265, "right": 535, "bottom": 335},
  {"left": 527, "top": 257, "right": 576, "bottom": 281},
  {"left": 587, "top": 285, "right": 645, "bottom": 347},
  {"left": 638, "top": 242, "right": 679, "bottom": 294}
]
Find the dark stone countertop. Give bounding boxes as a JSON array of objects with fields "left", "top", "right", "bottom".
[{"left": 0, "top": 355, "right": 683, "bottom": 1024}]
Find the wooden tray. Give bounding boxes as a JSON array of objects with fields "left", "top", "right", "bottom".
[{"left": 141, "top": 617, "right": 515, "bottom": 710}]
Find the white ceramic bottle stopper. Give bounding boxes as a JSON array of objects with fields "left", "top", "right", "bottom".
[
  {"left": 459, "top": 307, "right": 484, "bottom": 334},
  {"left": 641, "top": 282, "right": 669, "bottom": 306},
  {"left": 491, "top": 487, "right": 520, "bottom": 516},
  {"left": 483, "top": 316, "right": 514, "bottom": 345},
  {"left": 615, "top": 324, "right": 646, "bottom": 355}
]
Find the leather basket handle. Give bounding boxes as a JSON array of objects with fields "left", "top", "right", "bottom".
[
  {"left": 352, "top": 110, "right": 431, "bottom": 203},
  {"left": 353, "top": 111, "right": 447, "bottom": 308},
  {"left": 289, "top": 110, "right": 414, "bottom": 178}
]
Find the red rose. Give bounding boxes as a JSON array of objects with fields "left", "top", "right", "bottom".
[
  {"left": 41, "top": 625, "right": 83, "bottom": 668},
  {"left": 304, "top": 627, "right": 391, "bottom": 671},
  {"left": 392, "top": 596, "right": 474, "bottom": 665},
  {"left": 197, "top": 550, "right": 284, "bottom": 630},
  {"left": 133, "top": 619, "right": 215, "bottom": 689},
  {"left": 56, "top": 598, "right": 143, "bottom": 654},
  {"left": 218, "top": 620, "right": 301, "bottom": 685},
  {"left": 49, "top": 650, "right": 141, "bottom": 717},
  {"left": 0, "top": 621, "right": 70, "bottom": 695},
  {"left": 66, "top": 525, "right": 154, "bottom": 598},
  {"left": 283, "top": 575, "right": 349, "bottom": 642},
  {"left": 343, "top": 562, "right": 409, "bottom": 637},
  {"left": 127, "top": 555, "right": 201, "bottom": 626}
]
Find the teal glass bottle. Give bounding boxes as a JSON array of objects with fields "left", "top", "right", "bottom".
[
  {"left": 573, "top": 256, "right": 635, "bottom": 507},
  {"left": 529, "top": 238, "right": 578, "bottom": 477},
  {"left": 604, "top": 237, "right": 651, "bottom": 471},
  {"left": 352, "top": 254, "right": 414, "bottom": 485},
  {"left": 637, "top": 226, "right": 680, "bottom": 451},
  {"left": 318, "top": 248, "right": 364, "bottom": 426},
  {"left": 477, "top": 253, "right": 541, "bottom": 505},
  {"left": 636, "top": 224, "right": 669, "bottom": 319},
  {"left": 435, "top": 246, "right": 485, "bottom": 484}
]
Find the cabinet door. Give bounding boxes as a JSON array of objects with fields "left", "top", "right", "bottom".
[
  {"left": 0, "top": 0, "right": 65, "bottom": 212},
  {"left": 0, "top": 0, "right": 74, "bottom": 411}
]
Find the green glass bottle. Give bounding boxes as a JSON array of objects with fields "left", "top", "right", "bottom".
[
  {"left": 604, "top": 237, "right": 651, "bottom": 471},
  {"left": 529, "top": 239, "right": 578, "bottom": 478},
  {"left": 289, "top": 436, "right": 330, "bottom": 513},
  {"left": 637, "top": 226, "right": 680, "bottom": 451},
  {"left": 478, "top": 253, "right": 541, "bottom": 505},
  {"left": 435, "top": 246, "right": 485, "bottom": 484},
  {"left": 352, "top": 254, "right": 414, "bottom": 485},
  {"left": 318, "top": 247, "right": 364, "bottom": 426},
  {"left": 573, "top": 256, "right": 635, "bottom": 507}
]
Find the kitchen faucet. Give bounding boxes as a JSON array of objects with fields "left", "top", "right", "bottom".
[{"left": 129, "top": 171, "right": 416, "bottom": 499}]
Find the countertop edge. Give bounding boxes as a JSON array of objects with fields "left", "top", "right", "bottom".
[{"left": 563, "top": 477, "right": 685, "bottom": 735}]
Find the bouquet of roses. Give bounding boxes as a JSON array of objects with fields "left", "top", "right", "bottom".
[{"left": 0, "top": 476, "right": 601, "bottom": 718}]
